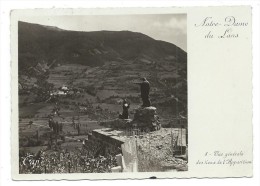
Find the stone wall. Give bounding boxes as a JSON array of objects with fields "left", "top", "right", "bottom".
[{"left": 88, "top": 128, "right": 126, "bottom": 152}]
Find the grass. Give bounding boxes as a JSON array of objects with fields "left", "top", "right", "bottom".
[
  {"left": 19, "top": 143, "right": 118, "bottom": 174},
  {"left": 19, "top": 103, "right": 49, "bottom": 118}
]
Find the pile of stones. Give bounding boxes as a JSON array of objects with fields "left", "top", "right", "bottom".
[
  {"left": 99, "top": 118, "right": 132, "bottom": 129},
  {"left": 130, "top": 106, "right": 161, "bottom": 131},
  {"left": 99, "top": 106, "right": 161, "bottom": 131}
]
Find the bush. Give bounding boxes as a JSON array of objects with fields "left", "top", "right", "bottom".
[{"left": 19, "top": 141, "right": 119, "bottom": 174}]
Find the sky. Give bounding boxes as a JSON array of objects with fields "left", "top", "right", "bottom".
[{"left": 20, "top": 14, "right": 187, "bottom": 51}]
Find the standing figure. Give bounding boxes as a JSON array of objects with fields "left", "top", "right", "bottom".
[
  {"left": 48, "top": 117, "right": 54, "bottom": 129},
  {"left": 135, "top": 77, "right": 151, "bottom": 107},
  {"left": 119, "top": 99, "right": 130, "bottom": 119},
  {"left": 72, "top": 116, "right": 76, "bottom": 129},
  {"left": 28, "top": 120, "right": 33, "bottom": 128}
]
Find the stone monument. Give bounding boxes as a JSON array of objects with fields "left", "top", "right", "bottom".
[
  {"left": 130, "top": 106, "right": 161, "bottom": 131},
  {"left": 99, "top": 77, "right": 160, "bottom": 131}
]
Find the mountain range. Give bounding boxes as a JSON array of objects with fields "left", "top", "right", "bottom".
[{"left": 18, "top": 21, "right": 187, "bottom": 119}]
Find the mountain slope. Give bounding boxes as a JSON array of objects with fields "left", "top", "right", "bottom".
[
  {"left": 18, "top": 21, "right": 187, "bottom": 119},
  {"left": 19, "top": 21, "right": 186, "bottom": 71}
]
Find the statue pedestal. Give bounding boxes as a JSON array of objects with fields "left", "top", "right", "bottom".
[
  {"left": 99, "top": 107, "right": 161, "bottom": 131},
  {"left": 131, "top": 106, "right": 161, "bottom": 131},
  {"left": 100, "top": 118, "right": 132, "bottom": 129}
]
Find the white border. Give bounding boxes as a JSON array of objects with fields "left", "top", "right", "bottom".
[{"left": 1, "top": 0, "right": 260, "bottom": 186}]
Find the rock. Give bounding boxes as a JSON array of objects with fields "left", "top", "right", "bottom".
[
  {"left": 176, "top": 164, "right": 188, "bottom": 171},
  {"left": 130, "top": 106, "right": 161, "bottom": 131}
]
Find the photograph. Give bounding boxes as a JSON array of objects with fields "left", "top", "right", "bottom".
[{"left": 17, "top": 14, "right": 188, "bottom": 174}]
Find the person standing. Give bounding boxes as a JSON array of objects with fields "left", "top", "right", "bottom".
[{"left": 119, "top": 99, "right": 130, "bottom": 119}]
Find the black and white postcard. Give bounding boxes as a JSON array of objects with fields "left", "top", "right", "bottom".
[{"left": 10, "top": 7, "right": 253, "bottom": 180}]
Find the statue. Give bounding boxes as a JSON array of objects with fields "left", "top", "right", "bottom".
[
  {"left": 119, "top": 99, "right": 130, "bottom": 119},
  {"left": 134, "top": 77, "right": 151, "bottom": 107}
]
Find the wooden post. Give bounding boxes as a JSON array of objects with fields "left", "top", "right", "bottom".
[
  {"left": 68, "top": 162, "right": 71, "bottom": 173},
  {"left": 36, "top": 130, "right": 39, "bottom": 143},
  {"left": 180, "top": 127, "right": 183, "bottom": 155},
  {"left": 77, "top": 124, "right": 80, "bottom": 136},
  {"left": 135, "top": 134, "right": 138, "bottom": 171},
  {"left": 171, "top": 129, "right": 174, "bottom": 156},
  {"left": 186, "top": 125, "right": 188, "bottom": 146}
]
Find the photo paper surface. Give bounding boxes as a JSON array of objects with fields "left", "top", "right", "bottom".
[{"left": 11, "top": 6, "right": 252, "bottom": 180}]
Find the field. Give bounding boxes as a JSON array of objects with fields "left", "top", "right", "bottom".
[{"left": 19, "top": 59, "right": 187, "bottom": 173}]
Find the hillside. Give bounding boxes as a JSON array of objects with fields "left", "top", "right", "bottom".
[{"left": 18, "top": 21, "right": 187, "bottom": 122}]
